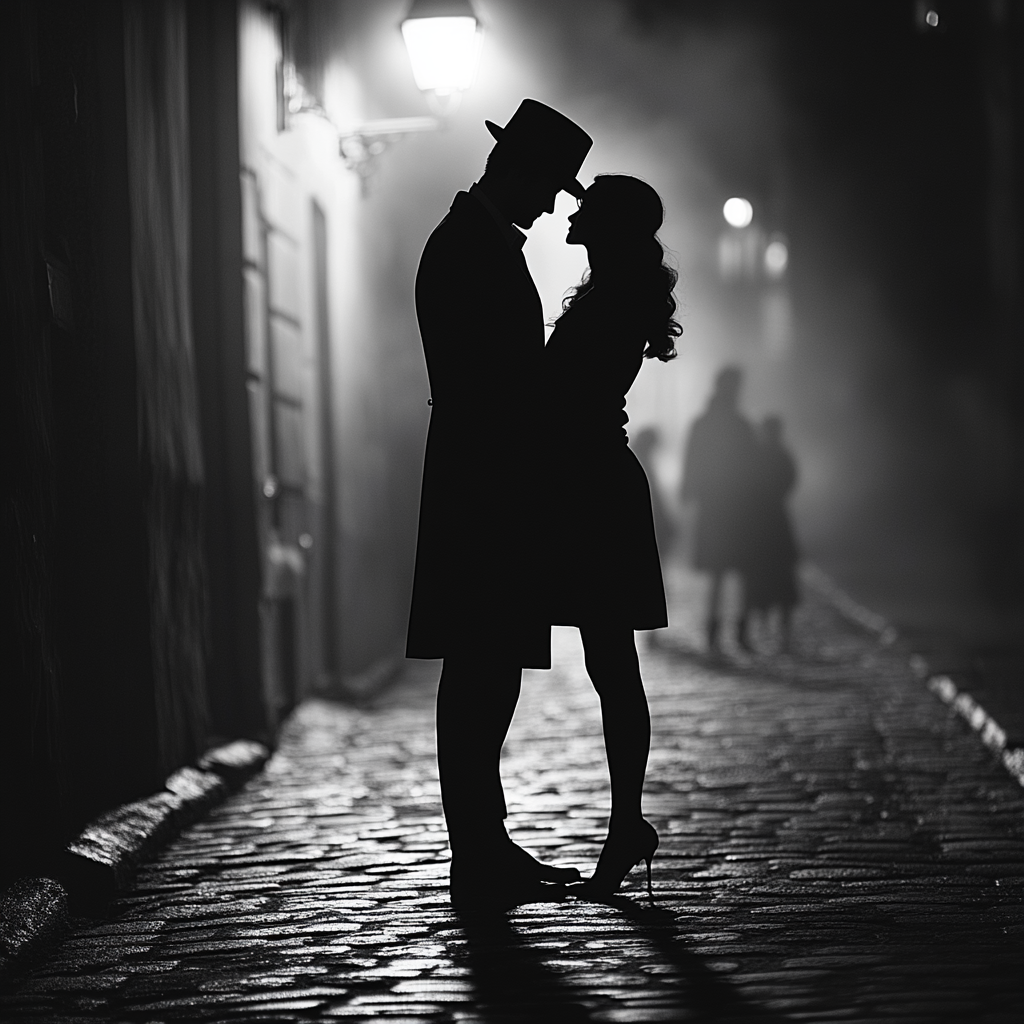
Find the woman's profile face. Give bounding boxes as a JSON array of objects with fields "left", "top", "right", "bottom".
[
  {"left": 566, "top": 195, "right": 589, "bottom": 246},
  {"left": 566, "top": 185, "right": 609, "bottom": 246}
]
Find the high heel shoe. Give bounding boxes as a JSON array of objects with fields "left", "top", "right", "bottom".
[{"left": 578, "top": 819, "right": 659, "bottom": 899}]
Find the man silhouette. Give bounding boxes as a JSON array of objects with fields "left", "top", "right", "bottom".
[
  {"left": 407, "top": 99, "right": 592, "bottom": 910},
  {"left": 680, "top": 366, "right": 760, "bottom": 651}
]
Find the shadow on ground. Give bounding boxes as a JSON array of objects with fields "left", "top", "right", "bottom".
[{"left": 455, "top": 898, "right": 787, "bottom": 1023}]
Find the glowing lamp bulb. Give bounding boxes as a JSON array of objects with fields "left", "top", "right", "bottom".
[
  {"left": 402, "top": 0, "right": 483, "bottom": 95},
  {"left": 723, "top": 197, "right": 753, "bottom": 228},
  {"left": 764, "top": 239, "right": 789, "bottom": 278}
]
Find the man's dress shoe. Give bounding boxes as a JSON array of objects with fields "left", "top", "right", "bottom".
[{"left": 449, "top": 838, "right": 579, "bottom": 911}]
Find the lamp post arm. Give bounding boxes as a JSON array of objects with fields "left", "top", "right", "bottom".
[
  {"left": 336, "top": 117, "right": 440, "bottom": 185},
  {"left": 284, "top": 64, "right": 440, "bottom": 187}
]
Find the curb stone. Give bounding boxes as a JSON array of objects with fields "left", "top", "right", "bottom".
[
  {"left": 925, "top": 673, "right": 1024, "bottom": 788},
  {"left": 197, "top": 739, "right": 271, "bottom": 790},
  {"left": 804, "top": 563, "right": 1024, "bottom": 791},
  {"left": 0, "top": 740, "right": 270, "bottom": 979},
  {"left": 339, "top": 651, "right": 404, "bottom": 701},
  {"left": 165, "top": 766, "right": 231, "bottom": 823},
  {"left": 0, "top": 878, "right": 68, "bottom": 980},
  {"left": 800, "top": 563, "right": 899, "bottom": 645},
  {"left": 61, "top": 791, "right": 185, "bottom": 902},
  {"left": 65, "top": 741, "right": 269, "bottom": 902}
]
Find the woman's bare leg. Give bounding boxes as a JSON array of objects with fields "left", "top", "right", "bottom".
[{"left": 580, "top": 625, "right": 650, "bottom": 826}]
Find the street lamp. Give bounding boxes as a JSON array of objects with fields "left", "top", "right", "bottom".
[
  {"left": 284, "top": 0, "right": 483, "bottom": 185},
  {"left": 763, "top": 237, "right": 789, "bottom": 279},
  {"left": 401, "top": 0, "right": 483, "bottom": 115},
  {"left": 715, "top": 196, "right": 792, "bottom": 356},
  {"left": 718, "top": 197, "right": 759, "bottom": 279},
  {"left": 723, "top": 197, "right": 753, "bottom": 229},
  {"left": 336, "top": 0, "right": 483, "bottom": 180}
]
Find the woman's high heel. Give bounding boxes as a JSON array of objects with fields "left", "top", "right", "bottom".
[{"left": 581, "top": 819, "right": 659, "bottom": 898}]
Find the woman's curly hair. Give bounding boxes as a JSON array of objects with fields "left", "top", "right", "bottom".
[{"left": 561, "top": 175, "right": 682, "bottom": 362}]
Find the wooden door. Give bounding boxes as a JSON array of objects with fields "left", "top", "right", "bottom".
[{"left": 240, "top": 160, "right": 313, "bottom": 722}]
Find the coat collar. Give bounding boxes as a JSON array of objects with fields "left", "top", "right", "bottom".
[
  {"left": 450, "top": 190, "right": 539, "bottom": 294},
  {"left": 468, "top": 183, "right": 528, "bottom": 254}
]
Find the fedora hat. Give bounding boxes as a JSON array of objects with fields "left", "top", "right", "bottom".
[{"left": 485, "top": 99, "right": 592, "bottom": 198}]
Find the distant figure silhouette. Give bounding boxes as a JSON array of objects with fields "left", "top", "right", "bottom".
[
  {"left": 680, "top": 366, "right": 759, "bottom": 652},
  {"left": 631, "top": 427, "right": 677, "bottom": 563},
  {"left": 744, "top": 415, "right": 801, "bottom": 651},
  {"left": 407, "top": 100, "right": 592, "bottom": 911},
  {"left": 545, "top": 173, "right": 680, "bottom": 898}
]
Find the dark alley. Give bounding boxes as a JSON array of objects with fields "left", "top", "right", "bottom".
[{"left": 3, "top": 1, "right": 1023, "bottom": 1021}]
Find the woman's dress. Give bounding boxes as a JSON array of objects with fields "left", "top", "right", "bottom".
[{"left": 543, "top": 289, "right": 668, "bottom": 629}]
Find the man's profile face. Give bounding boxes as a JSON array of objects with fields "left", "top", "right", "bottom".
[{"left": 508, "top": 169, "right": 561, "bottom": 228}]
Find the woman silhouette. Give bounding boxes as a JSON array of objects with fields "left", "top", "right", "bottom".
[{"left": 544, "top": 174, "right": 680, "bottom": 896}]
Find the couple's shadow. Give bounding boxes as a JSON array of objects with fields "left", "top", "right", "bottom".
[{"left": 454, "top": 896, "right": 783, "bottom": 1022}]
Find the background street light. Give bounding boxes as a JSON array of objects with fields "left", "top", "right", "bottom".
[
  {"left": 723, "top": 197, "right": 754, "bottom": 228},
  {"left": 764, "top": 237, "right": 789, "bottom": 279}
]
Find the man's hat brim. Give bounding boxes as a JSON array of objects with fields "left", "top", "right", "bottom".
[{"left": 485, "top": 115, "right": 588, "bottom": 199}]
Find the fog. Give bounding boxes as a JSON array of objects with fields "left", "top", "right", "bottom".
[
  {"left": 334, "top": 0, "right": 1020, "bottom": 632},
  {"left": 4, "top": 0, "right": 1022, "bottom": 969}
]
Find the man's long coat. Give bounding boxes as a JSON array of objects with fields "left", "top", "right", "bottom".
[{"left": 406, "top": 191, "right": 551, "bottom": 668}]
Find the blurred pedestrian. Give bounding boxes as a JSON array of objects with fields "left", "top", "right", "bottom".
[
  {"left": 407, "top": 100, "right": 591, "bottom": 911},
  {"left": 680, "top": 366, "right": 759, "bottom": 651},
  {"left": 744, "top": 415, "right": 801, "bottom": 652},
  {"left": 545, "top": 173, "right": 681, "bottom": 898}
]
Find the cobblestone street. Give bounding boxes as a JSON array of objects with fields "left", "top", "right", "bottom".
[{"left": 3, "top": 570, "right": 1023, "bottom": 1023}]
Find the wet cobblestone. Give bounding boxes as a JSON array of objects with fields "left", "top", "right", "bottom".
[{"left": 2, "top": 568, "right": 1022, "bottom": 1022}]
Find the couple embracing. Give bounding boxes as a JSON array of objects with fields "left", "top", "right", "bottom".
[{"left": 407, "top": 100, "right": 681, "bottom": 912}]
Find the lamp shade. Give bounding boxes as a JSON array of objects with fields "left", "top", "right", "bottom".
[{"left": 401, "top": 0, "right": 482, "bottom": 95}]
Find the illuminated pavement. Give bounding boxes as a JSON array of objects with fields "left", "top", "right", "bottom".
[{"left": 2, "top": 568, "right": 1023, "bottom": 1022}]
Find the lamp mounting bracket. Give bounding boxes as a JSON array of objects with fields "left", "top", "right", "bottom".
[{"left": 338, "top": 118, "right": 440, "bottom": 185}]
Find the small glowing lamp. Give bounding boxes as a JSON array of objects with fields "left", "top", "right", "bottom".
[
  {"left": 764, "top": 239, "right": 789, "bottom": 278},
  {"left": 723, "top": 197, "right": 753, "bottom": 229},
  {"left": 914, "top": 2, "right": 942, "bottom": 32},
  {"left": 402, "top": 0, "right": 483, "bottom": 97}
]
